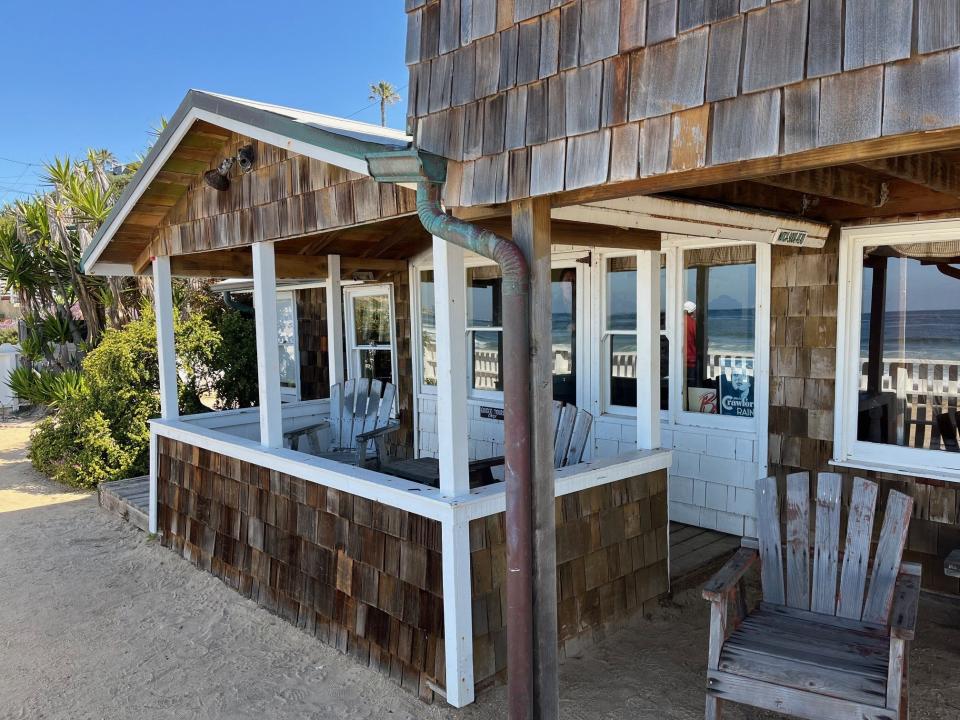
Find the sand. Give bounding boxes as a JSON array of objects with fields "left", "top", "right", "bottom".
[{"left": 1, "top": 419, "right": 959, "bottom": 719}]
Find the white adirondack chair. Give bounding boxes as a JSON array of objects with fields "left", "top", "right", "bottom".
[
  {"left": 285, "top": 378, "right": 399, "bottom": 467},
  {"left": 703, "top": 472, "right": 920, "bottom": 720}
]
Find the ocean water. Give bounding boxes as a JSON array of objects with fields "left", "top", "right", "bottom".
[{"left": 859, "top": 309, "right": 960, "bottom": 362}]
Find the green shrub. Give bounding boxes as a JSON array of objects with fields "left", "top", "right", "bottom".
[
  {"left": 28, "top": 306, "right": 222, "bottom": 488},
  {"left": 29, "top": 396, "right": 135, "bottom": 489},
  {"left": 208, "top": 308, "right": 258, "bottom": 408},
  {"left": 0, "top": 327, "right": 17, "bottom": 345}
]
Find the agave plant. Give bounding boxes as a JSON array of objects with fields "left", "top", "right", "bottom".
[{"left": 6, "top": 366, "right": 85, "bottom": 407}]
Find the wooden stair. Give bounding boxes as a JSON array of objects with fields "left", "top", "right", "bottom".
[
  {"left": 670, "top": 522, "right": 742, "bottom": 591},
  {"left": 98, "top": 476, "right": 150, "bottom": 532}
]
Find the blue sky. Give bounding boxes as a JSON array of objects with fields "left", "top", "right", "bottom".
[{"left": 0, "top": 1, "right": 409, "bottom": 206}]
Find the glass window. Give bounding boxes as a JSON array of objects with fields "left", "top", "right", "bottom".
[
  {"left": 857, "top": 247, "right": 960, "bottom": 451},
  {"left": 604, "top": 257, "right": 669, "bottom": 410},
  {"left": 552, "top": 267, "right": 577, "bottom": 405},
  {"left": 467, "top": 266, "right": 503, "bottom": 391},
  {"left": 605, "top": 256, "right": 638, "bottom": 408},
  {"left": 681, "top": 246, "right": 756, "bottom": 417},
  {"left": 347, "top": 288, "right": 395, "bottom": 386},
  {"left": 276, "top": 293, "right": 298, "bottom": 396},
  {"left": 420, "top": 270, "right": 437, "bottom": 387}
]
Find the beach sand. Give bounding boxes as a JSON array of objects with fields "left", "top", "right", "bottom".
[{"left": 0, "top": 419, "right": 958, "bottom": 719}]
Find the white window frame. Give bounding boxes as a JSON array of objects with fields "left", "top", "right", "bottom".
[
  {"left": 465, "top": 258, "right": 504, "bottom": 401},
  {"left": 834, "top": 220, "right": 960, "bottom": 482},
  {"left": 276, "top": 290, "right": 300, "bottom": 402},
  {"left": 599, "top": 249, "right": 645, "bottom": 416},
  {"left": 597, "top": 237, "right": 770, "bottom": 438},
  {"left": 412, "top": 265, "right": 440, "bottom": 395},
  {"left": 343, "top": 283, "right": 399, "bottom": 387}
]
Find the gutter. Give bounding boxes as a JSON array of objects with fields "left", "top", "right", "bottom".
[{"left": 365, "top": 150, "right": 534, "bottom": 719}]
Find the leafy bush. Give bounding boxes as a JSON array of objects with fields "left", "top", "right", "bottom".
[
  {"left": 28, "top": 306, "right": 221, "bottom": 488},
  {"left": 7, "top": 367, "right": 85, "bottom": 408},
  {"left": 208, "top": 308, "right": 258, "bottom": 408},
  {"left": 0, "top": 327, "right": 17, "bottom": 345}
]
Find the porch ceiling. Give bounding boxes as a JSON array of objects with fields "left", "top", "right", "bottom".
[{"left": 669, "top": 150, "right": 960, "bottom": 224}]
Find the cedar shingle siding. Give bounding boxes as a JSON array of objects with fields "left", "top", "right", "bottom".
[{"left": 405, "top": 0, "right": 960, "bottom": 205}]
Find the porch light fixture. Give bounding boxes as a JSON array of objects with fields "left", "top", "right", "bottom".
[
  {"left": 203, "top": 145, "right": 256, "bottom": 192},
  {"left": 203, "top": 157, "right": 235, "bottom": 191}
]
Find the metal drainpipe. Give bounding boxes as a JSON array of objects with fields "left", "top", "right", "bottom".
[{"left": 416, "top": 182, "right": 533, "bottom": 720}]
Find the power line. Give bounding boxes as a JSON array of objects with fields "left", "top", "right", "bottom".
[{"left": 0, "top": 156, "right": 40, "bottom": 167}]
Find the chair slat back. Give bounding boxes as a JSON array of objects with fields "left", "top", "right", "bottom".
[
  {"left": 836, "top": 478, "right": 878, "bottom": 620},
  {"left": 756, "top": 475, "right": 786, "bottom": 606},
  {"left": 329, "top": 379, "right": 395, "bottom": 450},
  {"left": 862, "top": 490, "right": 913, "bottom": 624},
  {"left": 784, "top": 472, "right": 811, "bottom": 610},
  {"left": 811, "top": 473, "right": 842, "bottom": 615},
  {"left": 756, "top": 472, "right": 914, "bottom": 625},
  {"left": 554, "top": 404, "right": 578, "bottom": 468},
  {"left": 563, "top": 409, "right": 593, "bottom": 467}
]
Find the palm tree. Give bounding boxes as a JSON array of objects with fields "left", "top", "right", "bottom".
[{"left": 368, "top": 81, "right": 401, "bottom": 127}]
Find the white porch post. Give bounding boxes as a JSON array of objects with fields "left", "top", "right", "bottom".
[
  {"left": 151, "top": 255, "right": 177, "bottom": 535},
  {"left": 326, "top": 254, "right": 345, "bottom": 387},
  {"left": 636, "top": 250, "right": 661, "bottom": 450},
  {"left": 433, "top": 235, "right": 474, "bottom": 706},
  {"left": 433, "top": 237, "right": 470, "bottom": 495},
  {"left": 153, "top": 256, "right": 178, "bottom": 421},
  {"left": 252, "top": 242, "right": 283, "bottom": 449}
]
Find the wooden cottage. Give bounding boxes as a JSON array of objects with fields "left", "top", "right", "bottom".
[{"left": 83, "top": 0, "right": 960, "bottom": 711}]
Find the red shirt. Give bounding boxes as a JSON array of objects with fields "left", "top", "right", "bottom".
[{"left": 685, "top": 313, "right": 697, "bottom": 367}]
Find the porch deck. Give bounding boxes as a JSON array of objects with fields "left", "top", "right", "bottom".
[
  {"left": 669, "top": 522, "right": 742, "bottom": 591},
  {"left": 98, "top": 475, "right": 150, "bottom": 532}
]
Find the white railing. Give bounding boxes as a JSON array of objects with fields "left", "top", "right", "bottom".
[{"left": 859, "top": 358, "right": 960, "bottom": 450}]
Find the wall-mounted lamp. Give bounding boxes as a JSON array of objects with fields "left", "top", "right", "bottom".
[{"left": 202, "top": 145, "right": 256, "bottom": 192}]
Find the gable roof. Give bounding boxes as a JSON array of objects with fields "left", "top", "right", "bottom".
[{"left": 82, "top": 90, "right": 412, "bottom": 275}]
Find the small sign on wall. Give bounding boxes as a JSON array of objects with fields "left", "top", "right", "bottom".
[
  {"left": 720, "top": 373, "right": 755, "bottom": 418},
  {"left": 479, "top": 405, "right": 504, "bottom": 420}
]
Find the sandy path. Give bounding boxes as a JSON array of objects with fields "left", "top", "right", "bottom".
[{"left": 0, "top": 420, "right": 958, "bottom": 719}]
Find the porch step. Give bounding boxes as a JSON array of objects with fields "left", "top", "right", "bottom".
[
  {"left": 670, "top": 522, "right": 742, "bottom": 592},
  {"left": 98, "top": 475, "right": 150, "bottom": 532}
]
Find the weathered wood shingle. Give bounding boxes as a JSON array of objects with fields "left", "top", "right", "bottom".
[
  {"left": 709, "top": 90, "right": 781, "bottom": 165},
  {"left": 741, "top": 0, "right": 808, "bottom": 93},
  {"left": 918, "top": 0, "right": 960, "bottom": 54},
  {"left": 844, "top": 0, "right": 913, "bottom": 71},
  {"left": 883, "top": 51, "right": 960, "bottom": 136},
  {"left": 628, "top": 28, "right": 708, "bottom": 120}
]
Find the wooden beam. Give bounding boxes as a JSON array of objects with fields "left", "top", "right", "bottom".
[
  {"left": 861, "top": 153, "right": 960, "bottom": 198},
  {"left": 549, "top": 124, "right": 960, "bottom": 209},
  {"left": 511, "top": 196, "right": 559, "bottom": 720},
  {"left": 167, "top": 250, "right": 406, "bottom": 279},
  {"left": 755, "top": 167, "right": 888, "bottom": 207},
  {"left": 475, "top": 217, "right": 660, "bottom": 249}
]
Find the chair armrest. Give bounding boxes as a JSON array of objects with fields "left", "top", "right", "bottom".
[
  {"left": 355, "top": 422, "right": 400, "bottom": 443},
  {"left": 702, "top": 548, "right": 758, "bottom": 603},
  {"left": 889, "top": 562, "right": 922, "bottom": 641}
]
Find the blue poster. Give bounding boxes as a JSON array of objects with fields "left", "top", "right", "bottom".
[{"left": 720, "top": 371, "right": 754, "bottom": 417}]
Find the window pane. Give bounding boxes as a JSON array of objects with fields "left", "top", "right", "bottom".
[
  {"left": 353, "top": 294, "right": 391, "bottom": 346},
  {"left": 552, "top": 268, "right": 577, "bottom": 404},
  {"left": 682, "top": 246, "right": 756, "bottom": 417},
  {"left": 279, "top": 344, "right": 297, "bottom": 389},
  {"left": 659, "top": 257, "right": 668, "bottom": 410},
  {"left": 858, "top": 247, "right": 960, "bottom": 450},
  {"left": 473, "top": 330, "right": 503, "bottom": 391},
  {"left": 357, "top": 349, "right": 393, "bottom": 385},
  {"left": 467, "top": 266, "right": 502, "bottom": 327},
  {"left": 610, "top": 335, "right": 637, "bottom": 407},
  {"left": 420, "top": 270, "right": 437, "bottom": 386},
  {"left": 277, "top": 296, "right": 296, "bottom": 344},
  {"left": 606, "top": 256, "right": 637, "bottom": 330}
]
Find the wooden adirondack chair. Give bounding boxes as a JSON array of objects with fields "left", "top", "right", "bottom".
[
  {"left": 285, "top": 379, "right": 399, "bottom": 467},
  {"left": 702, "top": 472, "right": 920, "bottom": 720},
  {"left": 466, "top": 400, "right": 595, "bottom": 477}
]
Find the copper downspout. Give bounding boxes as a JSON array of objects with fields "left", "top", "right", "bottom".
[{"left": 416, "top": 182, "right": 533, "bottom": 720}]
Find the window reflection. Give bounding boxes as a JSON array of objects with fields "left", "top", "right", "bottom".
[
  {"left": 420, "top": 270, "right": 437, "bottom": 387},
  {"left": 552, "top": 267, "right": 577, "bottom": 404},
  {"left": 682, "top": 247, "right": 756, "bottom": 417},
  {"left": 858, "top": 246, "right": 960, "bottom": 451}
]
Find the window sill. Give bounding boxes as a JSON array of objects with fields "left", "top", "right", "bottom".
[{"left": 829, "top": 457, "right": 960, "bottom": 484}]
